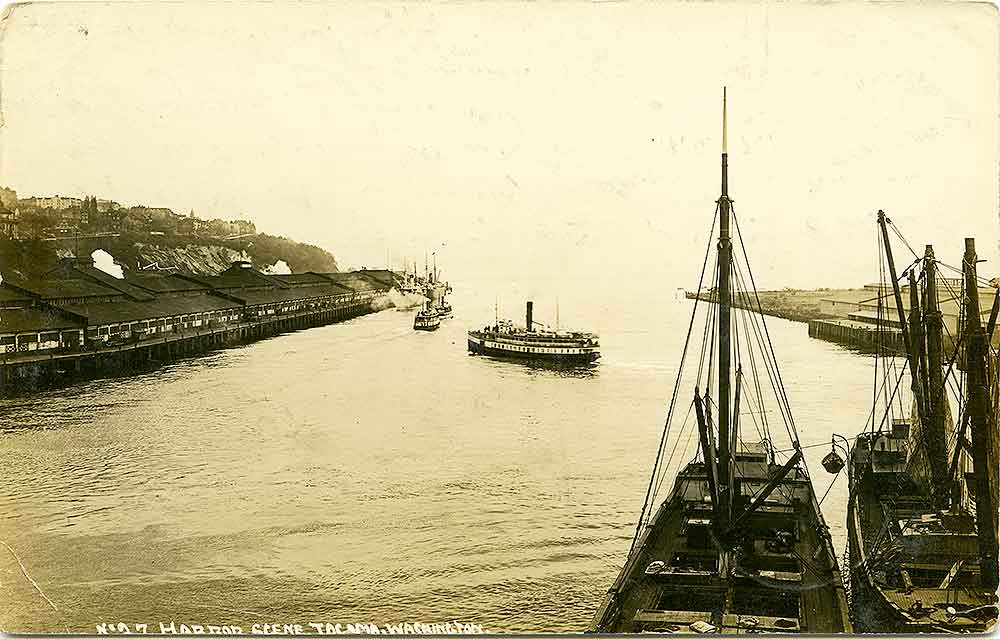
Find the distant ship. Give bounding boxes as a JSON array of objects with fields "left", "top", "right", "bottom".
[
  {"left": 590, "top": 90, "right": 851, "bottom": 634},
  {"left": 391, "top": 264, "right": 427, "bottom": 310},
  {"left": 436, "top": 297, "right": 453, "bottom": 319},
  {"left": 467, "top": 301, "right": 599, "bottom": 364},
  {"left": 842, "top": 214, "right": 998, "bottom": 633},
  {"left": 426, "top": 253, "right": 453, "bottom": 319},
  {"left": 413, "top": 301, "right": 441, "bottom": 331}
]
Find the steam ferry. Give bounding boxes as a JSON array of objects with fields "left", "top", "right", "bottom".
[{"left": 467, "top": 301, "right": 599, "bottom": 364}]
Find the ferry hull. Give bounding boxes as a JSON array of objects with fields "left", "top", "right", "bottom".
[{"left": 467, "top": 337, "right": 598, "bottom": 364}]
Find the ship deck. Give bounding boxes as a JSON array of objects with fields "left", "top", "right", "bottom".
[
  {"left": 468, "top": 329, "right": 596, "bottom": 347},
  {"left": 849, "top": 435, "right": 998, "bottom": 632},
  {"left": 591, "top": 445, "right": 851, "bottom": 633}
]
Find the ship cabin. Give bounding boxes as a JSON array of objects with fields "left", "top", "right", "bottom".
[{"left": 850, "top": 419, "right": 911, "bottom": 480}]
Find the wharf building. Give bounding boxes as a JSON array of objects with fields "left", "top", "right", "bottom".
[
  {"left": 809, "top": 280, "right": 999, "bottom": 353},
  {"left": 0, "top": 259, "right": 396, "bottom": 390}
]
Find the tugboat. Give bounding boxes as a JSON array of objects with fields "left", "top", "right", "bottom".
[
  {"left": 436, "top": 298, "right": 453, "bottom": 320},
  {"left": 467, "top": 301, "right": 598, "bottom": 364},
  {"left": 589, "top": 90, "right": 851, "bottom": 634},
  {"left": 413, "top": 300, "right": 441, "bottom": 331},
  {"left": 842, "top": 213, "right": 999, "bottom": 633}
]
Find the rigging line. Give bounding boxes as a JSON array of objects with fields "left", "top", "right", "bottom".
[
  {"left": 731, "top": 256, "right": 794, "bottom": 443},
  {"left": 935, "top": 259, "right": 997, "bottom": 288},
  {"left": 872, "top": 361, "right": 909, "bottom": 441},
  {"left": 731, "top": 263, "right": 780, "bottom": 439},
  {"left": 696, "top": 260, "right": 721, "bottom": 387},
  {"left": 705, "top": 265, "right": 721, "bottom": 396},
  {"left": 772, "top": 433, "right": 863, "bottom": 454},
  {"left": 629, "top": 202, "right": 719, "bottom": 554},
  {"left": 704, "top": 269, "right": 720, "bottom": 437},
  {"left": 726, "top": 256, "right": 803, "bottom": 507},
  {"left": 887, "top": 218, "right": 921, "bottom": 261},
  {"left": 733, "top": 263, "right": 772, "bottom": 444},
  {"left": 652, "top": 400, "right": 697, "bottom": 522},
  {"left": 786, "top": 545, "right": 827, "bottom": 580},
  {"left": 862, "top": 353, "right": 902, "bottom": 436},
  {"left": 738, "top": 294, "right": 795, "bottom": 453},
  {"left": 731, "top": 208, "right": 800, "bottom": 444},
  {"left": 875, "top": 223, "right": 886, "bottom": 435},
  {"left": 656, "top": 375, "right": 703, "bottom": 496},
  {"left": 818, "top": 460, "right": 845, "bottom": 506},
  {"left": 734, "top": 295, "right": 769, "bottom": 444}
]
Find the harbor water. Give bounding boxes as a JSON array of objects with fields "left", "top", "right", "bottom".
[{"left": 0, "top": 283, "right": 876, "bottom": 633}]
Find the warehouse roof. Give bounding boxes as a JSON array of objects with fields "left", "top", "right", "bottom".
[
  {"left": 265, "top": 273, "right": 333, "bottom": 287},
  {"left": 0, "top": 285, "right": 33, "bottom": 307},
  {"left": 227, "top": 284, "right": 353, "bottom": 306},
  {"left": 71, "top": 265, "right": 156, "bottom": 301},
  {"left": 61, "top": 295, "right": 242, "bottom": 325},
  {"left": 0, "top": 307, "right": 86, "bottom": 334},
  {"left": 127, "top": 273, "right": 212, "bottom": 293},
  {"left": 12, "top": 278, "right": 123, "bottom": 301}
]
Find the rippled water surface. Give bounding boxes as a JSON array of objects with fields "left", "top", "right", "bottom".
[{"left": 0, "top": 286, "right": 875, "bottom": 632}]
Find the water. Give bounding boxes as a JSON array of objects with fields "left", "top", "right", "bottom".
[{"left": 0, "top": 285, "right": 876, "bottom": 633}]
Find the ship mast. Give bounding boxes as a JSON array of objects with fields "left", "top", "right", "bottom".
[
  {"left": 963, "top": 237, "right": 999, "bottom": 589},
  {"left": 877, "top": 212, "right": 931, "bottom": 442},
  {"left": 922, "top": 245, "right": 950, "bottom": 509},
  {"left": 717, "top": 87, "right": 733, "bottom": 530}
]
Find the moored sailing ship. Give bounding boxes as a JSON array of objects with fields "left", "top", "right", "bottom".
[
  {"left": 589, "top": 90, "right": 851, "bottom": 634},
  {"left": 467, "top": 301, "right": 599, "bottom": 364},
  {"left": 843, "top": 214, "right": 999, "bottom": 633}
]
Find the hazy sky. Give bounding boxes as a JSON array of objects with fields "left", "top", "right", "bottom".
[{"left": 0, "top": 1, "right": 996, "bottom": 290}]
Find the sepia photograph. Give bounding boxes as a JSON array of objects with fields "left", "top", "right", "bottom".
[{"left": 0, "top": 1, "right": 997, "bottom": 634}]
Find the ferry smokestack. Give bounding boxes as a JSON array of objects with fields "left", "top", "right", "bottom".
[{"left": 526, "top": 301, "right": 533, "bottom": 332}]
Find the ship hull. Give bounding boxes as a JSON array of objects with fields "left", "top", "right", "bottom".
[
  {"left": 467, "top": 336, "right": 598, "bottom": 364},
  {"left": 591, "top": 447, "right": 851, "bottom": 634},
  {"left": 846, "top": 435, "right": 998, "bottom": 633}
]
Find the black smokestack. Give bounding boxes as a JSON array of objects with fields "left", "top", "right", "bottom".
[{"left": 526, "top": 301, "right": 533, "bottom": 332}]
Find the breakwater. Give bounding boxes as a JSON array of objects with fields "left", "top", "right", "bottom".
[
  {"left": 685, "top": 289, "right": 845, "bottom": 323},
  {"left": 0, "top": 259, "right": 398, "bottom": 394},
  {"left": 688, "top": 286, "right": 999, "bottom": 355}
]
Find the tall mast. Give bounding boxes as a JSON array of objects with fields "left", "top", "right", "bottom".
[
  {"left": 963, "top": 237, "right": 998, "bottom": 589},
  {"left": 922, "top": 245, "right": 950, "bottom": 508},
  {"left": 717, "top": 87, "right": 733, "bottom": 529},
  {"left": 877, "top": 211, "right": 930, "bottom": 435}
]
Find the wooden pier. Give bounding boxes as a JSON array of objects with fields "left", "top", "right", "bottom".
[
  {"left": 0, "top": 295, "right": 387, "bottom": 394},
  {"left": 807, "top": 318, "right": 909, "bottom": 354}
]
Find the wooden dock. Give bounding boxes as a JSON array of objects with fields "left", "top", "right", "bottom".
[{"left": 0, "top": 295, "right": 387, "bottom": 394}]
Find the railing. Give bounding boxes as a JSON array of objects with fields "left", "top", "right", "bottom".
[{"left": 2, "top": 292, "right": 388, "bottom": 366}]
